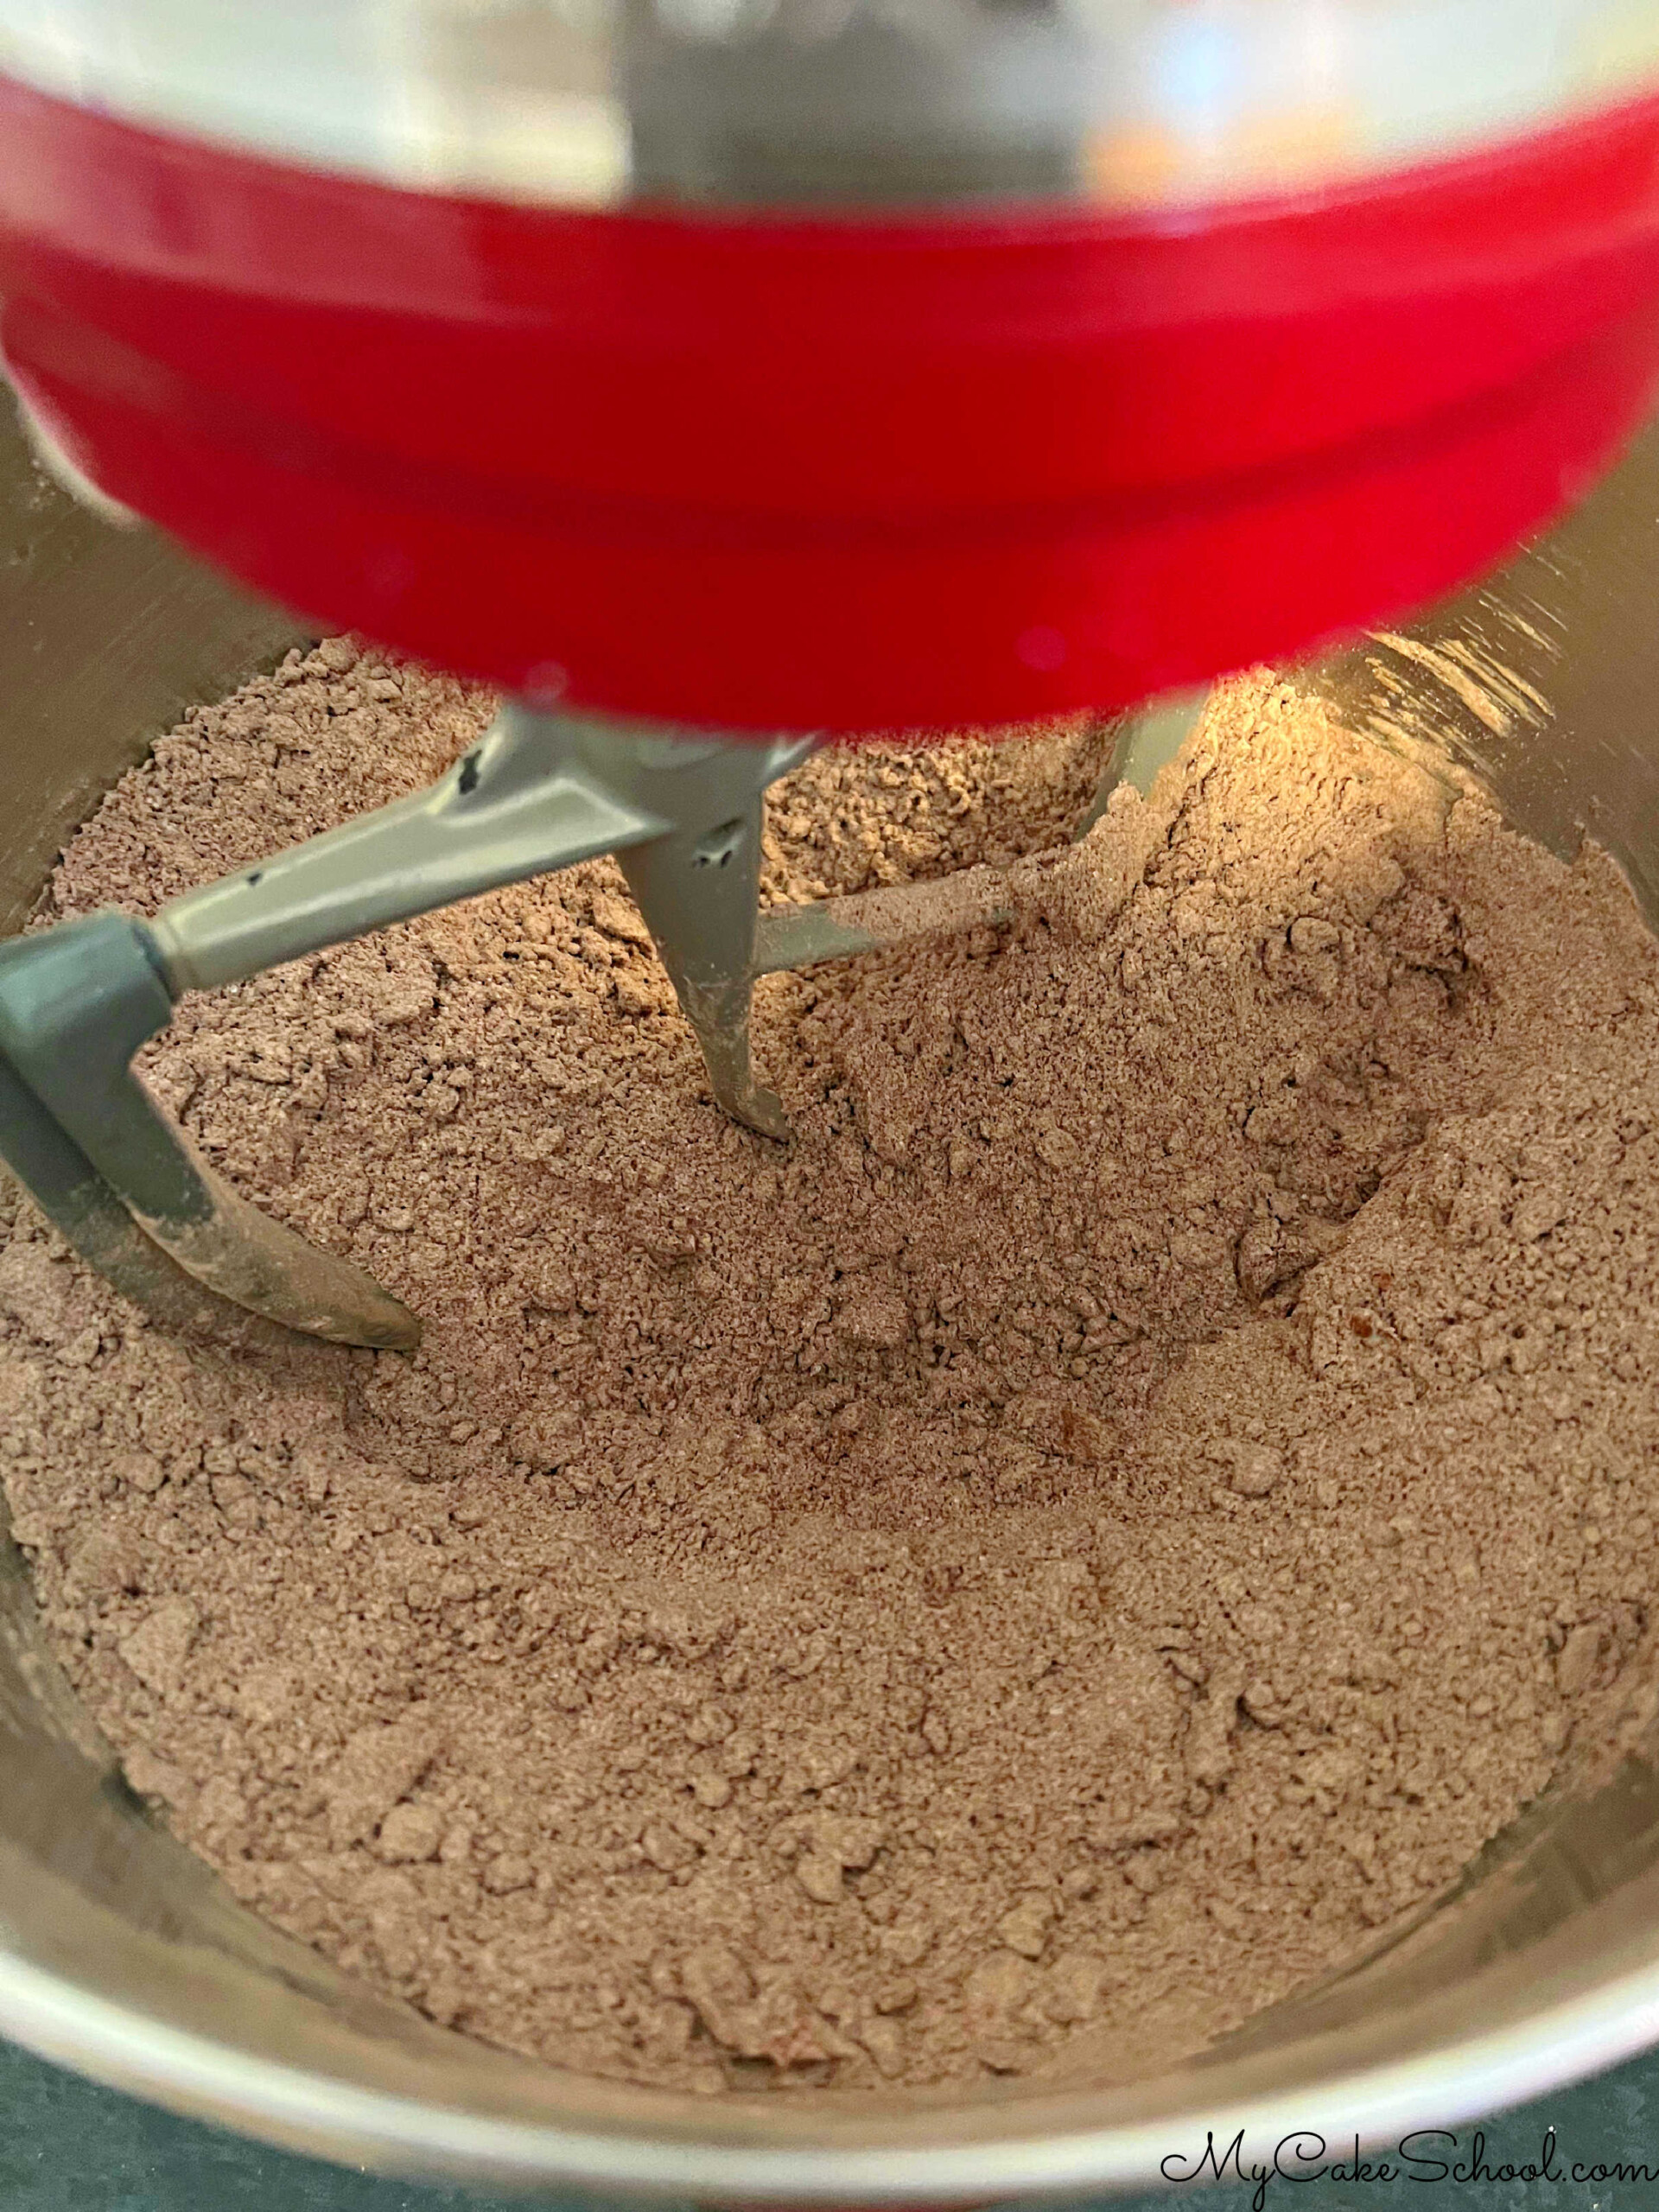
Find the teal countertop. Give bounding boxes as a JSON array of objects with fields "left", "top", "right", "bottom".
[{"left": 3, "top": 2034, "right": 1658, "bottom": 2212}]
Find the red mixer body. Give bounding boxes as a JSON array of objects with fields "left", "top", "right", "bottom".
[{"left": 2, "top": 72, "right": 1659, "bottom": 733}]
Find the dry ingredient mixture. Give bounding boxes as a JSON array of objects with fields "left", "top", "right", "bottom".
[{"left": 6, "top": 641, "right": 1659, "bottom": 2095}]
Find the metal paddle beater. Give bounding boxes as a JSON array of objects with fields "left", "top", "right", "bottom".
[{"left": 0, "top": 704, "right": 1010, "bottom": 1350}]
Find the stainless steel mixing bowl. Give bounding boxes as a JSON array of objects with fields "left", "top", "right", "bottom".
[{"left": 5, "top": 389, "right": 1659, "bottom": 2201}]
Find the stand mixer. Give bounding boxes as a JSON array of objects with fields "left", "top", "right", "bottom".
[{"left": 2, "top": 0, "right": 1659, "bottom": 1348}]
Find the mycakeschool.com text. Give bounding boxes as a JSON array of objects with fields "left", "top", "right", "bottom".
[{"left": 1159, "top": 2126, "right": 1656, "bottom": 2206}]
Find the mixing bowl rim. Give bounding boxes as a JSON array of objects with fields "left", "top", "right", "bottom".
[{"left": 3, "top": 1944, "right": 1659, "bottom": 2196}]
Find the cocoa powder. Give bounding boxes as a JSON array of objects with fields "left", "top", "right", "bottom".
[{"left": 6, "top": 644, "right": 1659, "bottom": 2094}]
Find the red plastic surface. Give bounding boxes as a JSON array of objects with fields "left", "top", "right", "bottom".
[{"left": 2, "top": 73, "right": 1659, "bottom": 732}]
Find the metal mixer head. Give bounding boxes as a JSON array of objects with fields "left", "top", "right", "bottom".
[{"left": 0, "top": 704, "right": 1012, "bottom": 1349}]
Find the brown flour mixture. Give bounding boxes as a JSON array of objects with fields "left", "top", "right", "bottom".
[{"left": 6, "top": 641, "right": 1659, "bottom": 2095}]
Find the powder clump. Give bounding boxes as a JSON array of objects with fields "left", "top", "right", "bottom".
[{"left": 6, "top": 646, "right": 1659, "bottom": 2094}]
